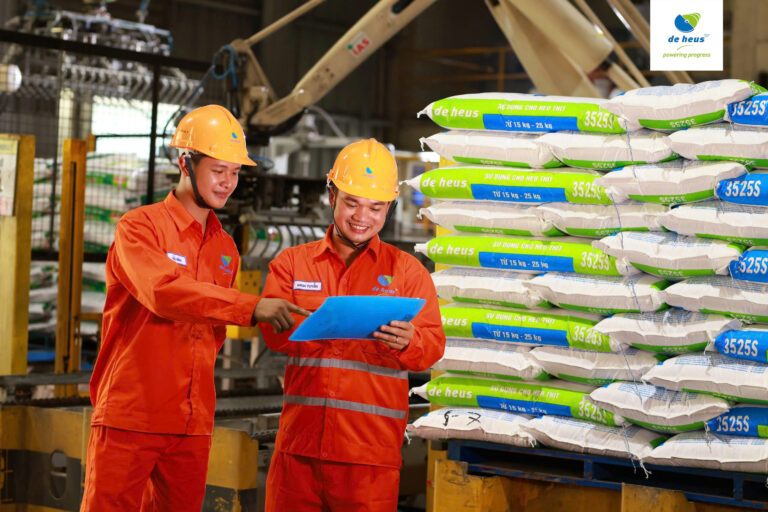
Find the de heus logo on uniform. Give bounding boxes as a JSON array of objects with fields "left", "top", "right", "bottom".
[{"left": 650, "top": 0, "right": 723, "bottom": 71}]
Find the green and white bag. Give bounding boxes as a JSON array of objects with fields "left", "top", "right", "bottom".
[
  {"left": 528, "top": 347, "right": 660, "bottom": 386},
  {"left": 603, "top": 80, "right": 760, "bottom": 131},
  {"left": 536, "top": 202, "right": 668, "bottom": 238},
  {"left": 439, "top": 304, "right": 614, "bottom": 351},
  {"left": 403, "top": 165, "right": 612, "bottom": 205},
  {"left": 431, "top": 267, "right": 551, "bottom": 310},
  {"left": 411, "top": 373, "right": 624, "bottom": 426},
  {"left": 588, "top": 382, "right": 731, "bottom": 433},
  {"left": 593, "top": 232, "right": 743, "bottom": 278},
  {"left": 419, "top": 201, "right": 562, "bottom": 237},
  {"left": 666, "top": 123, "right": 768, "bottom": 168},
  {"left": 538, "top": 130, "right": 676, "bottom": 170},
  {"left": 525, "top": 273, "right": 669, "bottom": 314},
  {"left": 662, "top": 201, "right": 768, "bottom": 246},
  {"left": 406, "top": 407, "right": 535, "bottom": 446},
  {"left": 594, "top": 160, "right": 747, "bottom": 205},
  {"left": 645, "top": 431, "right": 768, "bottom": 473},
  {"left": 593, "top": 310, "right": 741, "bottom": 354},
  {"left": 643, "top": 352, "right": 768, "bottom": 404},
  {"left": 662, "top": 276, "right": 768, "bottom": 323},
  {"left": 433, "top": 338, "right": 549, "bottom": 381},
  {"left": 420, "top": 130, "right": 562, "bottom": 168},
  {"left": 418, "top": 92, "right": 636, "bottom": 134},
  {"left": 522, "top": 416, "right": 666, "bottom": 460},
  {"left": 416, "top": 235, "right": 637, "bottom": 276}
]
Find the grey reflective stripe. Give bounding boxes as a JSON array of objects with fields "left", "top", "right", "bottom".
[
  {"left": 284, "top": 395, "right": 407, "bottom": 420},
  {"left": 287, "top": 357, "right": 408, "bottom": 380}
]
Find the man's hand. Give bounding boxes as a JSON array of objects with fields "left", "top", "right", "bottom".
[
  {"left": 373, "top": 320, "right": 415, "bottom": 351},
  {"left": 252, "top": 298, "right": 311, "bottom": 334}
]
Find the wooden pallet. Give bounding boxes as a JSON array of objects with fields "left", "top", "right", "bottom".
[{"left": 448, "top": 440, "right": 768, "bottom": 509}]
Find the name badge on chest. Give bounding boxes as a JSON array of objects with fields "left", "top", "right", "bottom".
[
  {"left": 167, "top": 252, "right": 187, "bottom": 267},
  {"left": 293, "top": 280, "right": 322, "bottom": 291}
]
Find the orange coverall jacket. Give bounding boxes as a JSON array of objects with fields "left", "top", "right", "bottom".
[
  {"left": 90, "top": 192, "right": 259, "bottom": 435},
  {"left": 261, "top": 226, "right": 446, "bottom": 468}
]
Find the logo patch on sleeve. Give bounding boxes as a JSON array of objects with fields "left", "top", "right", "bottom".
[
  {"left": 166, "top": 252, "right": 187, "bottom": 267},
  {"left": 293, "top": 280, "right": 322, "bottom": 291}
]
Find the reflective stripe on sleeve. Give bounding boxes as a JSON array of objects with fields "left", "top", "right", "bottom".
[
  {"left": 283, "top": 394, "right": 407, "bottom": 420},
  {"left": 287, "top": 357, "right": 408, "bottom": 380}
]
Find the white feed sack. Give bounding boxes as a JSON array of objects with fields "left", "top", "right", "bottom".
[
  {"left": 537, "top": 130, "right": 676, "bottom": 170},
  {"left": 419, "top": 130, "right": 561, "bottom": 168},
  {"left": 525, "top": 273, "right": 668, "bottom": 314},
  {"left": 419, "top": 201, "right": 562, "bottom": 237},
  {"left": 667, "top": 123, "right": 768, "bottom": 169},
  {"left": 603, "top": 79, "right": 759, "bottom": 131},
  {"left": 522, "top": 415, "right": 666, "bottom": 460},
  {"left": 416, "top": 234, "right": 639, "bottom": 276},
  {"left": 412, "top": 373, "right": 624, "bottom": 426},
  {"left": 593, "top": 232, "right": 744, "bottom": 278},
  {"left": 528, "top": 347, "right": 660, "bottom": 386},
  {"left": 662, "top": 201, "right": 768, "bottom": 246},
  {"left": 594, "top": 309, "right": 742, "bottom": 354},
  {"left": 438, "top": 303, "right": 615, "bottom": 351},
  {"left": 406, "top": 407, "right": 535, "bottom": 447},
  {"left": 431, "top": 267, "right": 550, "bottom": 310},
  {"left": 433, "top": 338, "right": 549, "bottom": 381},
  {"left": 588, "top": 382, "right": 730, "bottom": 433},
  {"left": 403, "top": 165, "right": 612, "bottom": 205},
  {"left": 418, "top": 92, "right": 639, "bottom": 133},
  {"left": 536, "top": 202, "right": 668, "bottom": 238},
  {"left": 645, "top": 431, "right": 768, "bottom": 473},
  {"left": 663, "top": 276, "right": 768, "bottom": 323},
  {"left": 594, "top": 160, "right": 747, "bottom": 205},
  {"left": 643, "top": 352, "right": 768, "bottom": 403}
]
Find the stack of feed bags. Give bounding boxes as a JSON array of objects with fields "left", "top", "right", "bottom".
[
  {"left": 31, "top": 154, "right": 174, "bottom": 253},
  {"left": 408, "top": 81, "right": 768, "bottom": 471}
]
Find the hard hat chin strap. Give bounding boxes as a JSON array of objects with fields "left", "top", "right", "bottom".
[
  {"left": 184, "top": 155, "right": 213, "bottom": 210},
  {"left": 332, "top": 221, "right": 371, "bottom": 250}
]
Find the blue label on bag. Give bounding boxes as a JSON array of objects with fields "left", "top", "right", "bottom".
[
  {"left": 707, "top": 406, "right": 768, "bottom": 437},
  {"left": 482, "top": 114, "right": 577, "bottom": 133},
  {"left": 730, "top": 249, "right": 768, "bottom": 283},
  {"left": 471, "top": 323, "right": 569, "bottom": 346},
  {"left": 478, "top": 252, "right": 574, "bottom": 272},
  {"left": 728, "top": 93, "right": 768, "bottom": 127},
  {"left": 470, "top": 184, "right": 567, "bottom": 203},
  {"left": 716, "top": 173, "right": 768, "bottom": 205},
  {"left": 476, "top": 395, "right": 572, "bottom": 416},
  {"left": 715, "top": 329, "right": 768, "bottom": 363}
]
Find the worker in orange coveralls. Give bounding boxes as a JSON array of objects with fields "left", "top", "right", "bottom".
[
  {"left": 262, "top": 138, "right": 446, "bottom": 511},
  {"left": 80, "top": 105, "right": 309, "bottom": 512}
]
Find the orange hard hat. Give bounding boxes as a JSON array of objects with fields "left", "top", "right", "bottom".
[
  {"left": 327, "top": 139, "right": 399, "bottom": 202},
  {"left": 170, "top": 105, "right": 256, "bottom": 166}
]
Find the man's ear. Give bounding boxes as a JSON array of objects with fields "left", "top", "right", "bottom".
[
  {"left": 328, "top": 186, "right": 336, "bottom": 208},
  {"left": 178, "top": 155, "right": 190, "bottom": 178}
]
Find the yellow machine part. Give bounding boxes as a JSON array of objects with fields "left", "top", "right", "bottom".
[
  {"left": 0, "top": 406, "right": 259, "bottom": 512},
  {"left": 226, "top": 268, "right": 261, "bottom": 339}
]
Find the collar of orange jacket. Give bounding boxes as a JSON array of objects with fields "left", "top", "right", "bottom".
[
  {"left": 313, "top": 224, "right": 381, "bottom": 262},
  {"left": 164, "top": 191, "right": 222, "bottom": 236}
]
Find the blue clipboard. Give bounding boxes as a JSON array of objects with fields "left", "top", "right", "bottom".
[{"left": 289, "top": 295, "right": 426, "bottom": 342}]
